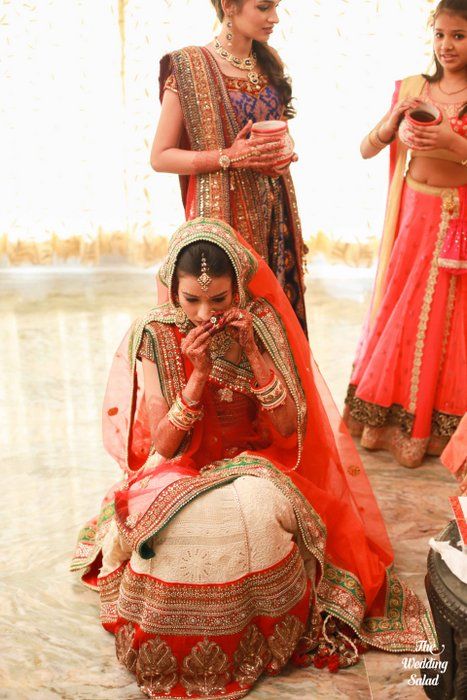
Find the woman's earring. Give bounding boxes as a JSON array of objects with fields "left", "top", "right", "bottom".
[{"left": 226, "top": 15, "right": 233, "bottom": 46}]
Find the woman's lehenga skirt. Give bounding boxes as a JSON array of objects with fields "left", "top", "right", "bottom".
[{"left": 345, "top": 174, "right": 467, "bottom": 467}]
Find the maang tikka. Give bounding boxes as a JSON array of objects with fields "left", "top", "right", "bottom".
[{"left": 197, "top": 253, "right": 212, "bottom": 291}]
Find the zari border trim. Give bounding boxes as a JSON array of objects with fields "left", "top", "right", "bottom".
[
  {"left": 113, "top": 545, "right": 308, "bottom": 636},
  {"left": 438, "top": 257, "right": 467, "bottom": 270},
  {"left": 409, "top": 187, "right": 459, "bottom": 413}
]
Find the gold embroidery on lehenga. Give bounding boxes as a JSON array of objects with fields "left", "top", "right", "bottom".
[
  {"left": 439, "top": 274, "right": 457, "bottom": 375},
  {"left": 409, "top": 188, "right": 459, "bottom": 413},
  {"left": 115, "top": 622, "right": 138, "bottom": 673},
  {"left": 233, "top": 625, "right": 271, "bottom": 687},
  {"left": 180, "top": 638, "right": 230, "bottom": 696},
  {"left": 345, "top": 384, "right": 415, "bottom": 434},
  {"left": 267, "top": 615, "right": 305, "bottom": 672},
  {"left": 432, "top": 410, "right": 462, "bottom": 437},
  {"left": 135, "top": 637, "right": 178, "bottom": 695},
  {"left": 117, "top": 544, "right": 307, "bottom": 636}
]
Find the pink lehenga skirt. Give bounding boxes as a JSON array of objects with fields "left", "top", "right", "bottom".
[{"left": 345, "top": 174, "right": 467, "bottom": 467}]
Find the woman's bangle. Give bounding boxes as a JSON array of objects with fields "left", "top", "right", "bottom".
[
  {"left": 368, "top": 126, "right": 395, "bottom": 149},
  {"left": 251, "top": 370, "right": 287, "bottom": 411},
  {"left": 167, "top": 393, "right": 203, "bottom": 431},
  {"left": 180, "top": 391, "right": 201, "bottom": 410}
]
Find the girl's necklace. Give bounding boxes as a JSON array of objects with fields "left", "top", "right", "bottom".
[
  {"left": 439, "top": 79, "right": 467, "bottom": 96},
  {"left": 213, "top": 37, "right": 260, "bottom": 85}
]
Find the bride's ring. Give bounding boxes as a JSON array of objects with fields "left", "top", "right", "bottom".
[{"left": 238, "top": 312, "right": 244, "bottom": 319}]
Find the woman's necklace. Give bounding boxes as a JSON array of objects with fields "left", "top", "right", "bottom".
[
  {"left": 213, "top": 37, "right": 260, "bottom": 86},
  {"left": 439, "top": 79, "right": 467, "bottom": 96}
]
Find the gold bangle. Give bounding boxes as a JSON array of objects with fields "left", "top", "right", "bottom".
[
  {"left": 251, "top": 370, "right": 287, "bottom": 411},
  {"left": 368, "top": 127, "right": 394, "bottom": 150},
  {"left": 167, "top": 394, "right": 203, "bottom": 431}
]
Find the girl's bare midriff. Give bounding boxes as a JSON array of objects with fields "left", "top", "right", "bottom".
[{"left": 408, "top": 156, "right": 467, "bottom": 187}]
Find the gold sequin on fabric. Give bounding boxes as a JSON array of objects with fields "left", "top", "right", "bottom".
[
  {"left": 233, "top": 625, "right": 271, "bottom": 687},
  {"left": 136, "top": 637, "right": 178, "bottom": 695},
  {"left": 439, "top": 274, "right": 457, "bottom": 374},
  {"left": 267, "top": 615, "right": 305, "bottom": 672},
  {"left": 223, "top": 73, "right": 269, "bottom": 96},
  {"left": 117, "top": 545, "right": 307, "bottom": 637},
  {"left": 180, "top": 639, "right": 230, "bottom": 696},
  {"left": 345, "top": 384, "right": 414, "bottom": 434},
  {"left": 409, "top": 188, "right": 459, "bottom": 414},
  {"left": 431, "top": 410, "right": 462, "bottom": 437}
]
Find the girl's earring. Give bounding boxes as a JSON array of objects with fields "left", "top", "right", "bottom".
[{"left": 226, "top": 15, "right": 233, "bottom": 46}]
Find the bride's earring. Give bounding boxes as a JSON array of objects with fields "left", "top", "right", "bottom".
[{"left": 173, "top": 304, "right": 192, "bottom": 334}]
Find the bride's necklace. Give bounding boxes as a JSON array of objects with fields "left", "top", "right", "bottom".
[
  {"left": 213, "top": 37, "right": 260, "bottom": 85},
  {"left": 438, "top": 79, "right": 467, "bottom": 96}
]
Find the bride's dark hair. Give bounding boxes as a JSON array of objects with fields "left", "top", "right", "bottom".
[{"left": 210, "top": 0, "right": 295, "bottom": 118}]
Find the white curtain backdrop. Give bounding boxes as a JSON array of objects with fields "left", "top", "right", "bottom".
[{"left": 0, "top": 0, "right": 435, "bottom": 265}]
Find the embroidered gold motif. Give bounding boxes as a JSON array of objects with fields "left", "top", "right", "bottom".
[
  {"left": 117, "top": 544, "right": 307, "bottom": 637},
  {"left": 439, "top": 274, "right": 457, "bottom": 375},
  {"left": 267, "top": 615, "right": 305, "bottom": 672},
  {"left": 233, "top": 624, "right": 271, "bottom": 688},
  {"left": 218, "top": 387, "right": 234, "bottom": 403},
  {"left": 180, "top": 638, "right": 230, "bottom": 696},
  {"left": 432, "top": 410, "right": 462, "bottom": 437},
  {"left": 135, "top": 637, "right": 178, "bottom": 695},
  {"left": 115, "top": 622, "right": 138, "bottom": 673}
]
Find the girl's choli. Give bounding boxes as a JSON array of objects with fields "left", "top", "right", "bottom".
[
  {"left": 164, "top": 71, "right": 283, "bottom": 128},
  {"left": 409, "top": 84, "right": 467, "bottom": 163}
]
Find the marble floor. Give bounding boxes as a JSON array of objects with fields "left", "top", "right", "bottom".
[{"left": 0, "top": 267, "right": 457, "bottom": 700}]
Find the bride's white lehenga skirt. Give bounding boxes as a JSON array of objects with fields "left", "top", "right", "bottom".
[{"left": 97, "top": 476, "right": 317, "bottom": 700}]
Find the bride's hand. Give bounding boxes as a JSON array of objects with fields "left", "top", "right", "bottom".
[
  {"left": 223, "top": 307, "right": 256, "bottom": 355},
  {"left": 180, "top": 324, "right": 212, "bottom": 375}
]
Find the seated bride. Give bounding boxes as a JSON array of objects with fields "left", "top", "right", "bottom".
[{"left": 72, "top": 217, "right": 435, "bottom": 699}]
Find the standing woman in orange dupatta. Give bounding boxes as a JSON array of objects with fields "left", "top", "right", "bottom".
[
  {"left": 345, "top": 0, "right": 467, "bottom": 468},
  {"left": 150, "top": 0, "right": 308, "bottom": 331}
]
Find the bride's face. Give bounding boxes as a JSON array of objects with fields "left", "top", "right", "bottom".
[
  {"left": 227, "top": 0, "right": 281, "bottom": 43},
  {"left": 176, "top": 273, "right": 234, "bottom": 325}
]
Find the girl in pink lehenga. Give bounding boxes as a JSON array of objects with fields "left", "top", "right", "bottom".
[{"left": 345, "top": 0, "right": 467, "bottom": 468}]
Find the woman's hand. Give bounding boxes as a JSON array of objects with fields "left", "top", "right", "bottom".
[
  {"left": 227, "top": 120, "right": 285, "bottom": 172},
  {"left": 223, "top": 307, "right": 257, "bottom": 355},
  {"left": 180, "top": 324, "right": 212, "bottom": 375},
  {"left": 380, "top": 97, "right": 424, "bottom": 140},
  {"left": 404, "top": 117, "right": 455, "bottom": 151}
]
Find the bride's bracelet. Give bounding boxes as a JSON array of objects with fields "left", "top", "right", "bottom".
[
  {"left": 251, "top": 370, "right": 287, "bottom": 411},
  {"left": 167, "top": 393, "right": 203, "bottom": 431}
]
